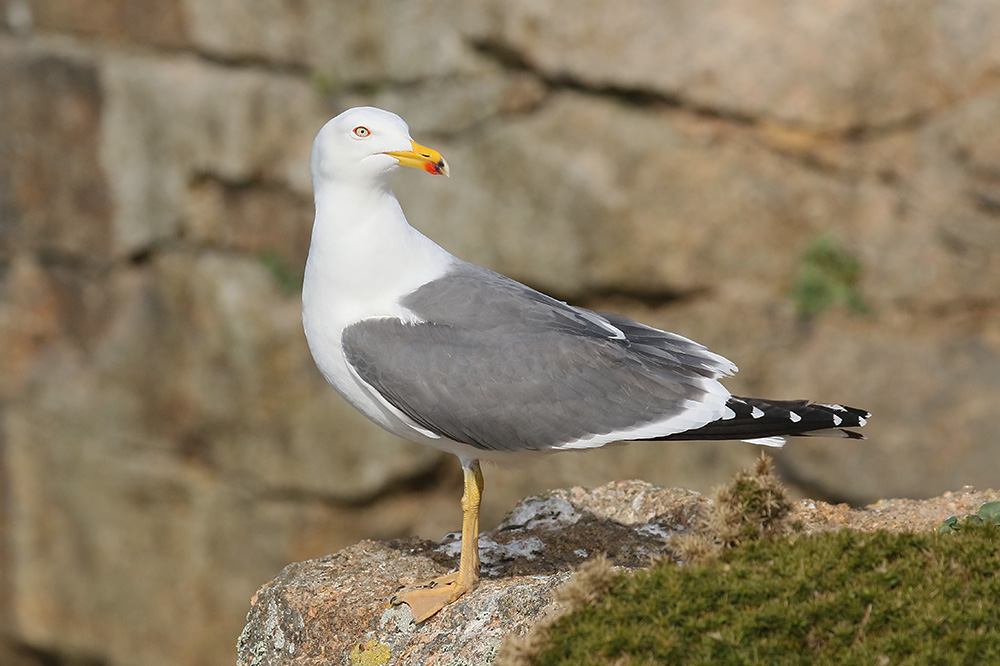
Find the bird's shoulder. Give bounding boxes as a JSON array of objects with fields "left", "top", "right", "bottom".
[{"left": 393, "top": 261, "right": 611, "bottom": 337}]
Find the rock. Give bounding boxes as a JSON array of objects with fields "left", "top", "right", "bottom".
[
  {"left": 763, "top": 312, "right": 1000, "bottom": 502},
  {"left": 237, "top": 543, "right": 568, "bottom": 666},
  {"left": 237, "top": 481, "right": 1000, "bottom": 665},
  {"left": 0, "top": 43, "right": 112, "bottom": 257},
  {"left": 465, "top": 0, "right": 1000, "bottom": 130},
  {"left": 403, "top": 91, "right": 883, "bottom": 298},
  {"left": 184, "top": 175, "right": 314, "bottom": 273},
  {"left": 238, "top": 481, "right": 708, "bottom": 666},
  {"left": 27, "top": 0, "right": 189, "bottom": 47},
  {"left": 183, "top": 0, "right": 473, "bottom": 79},
  {"left": 99, "top": 51, "right": 323, "bottom": 256}
]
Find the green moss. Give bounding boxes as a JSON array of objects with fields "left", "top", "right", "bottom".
[
  {"left": 529, "top": 524, "right": 1000, "bottom": 666},
  {"left": 310, "top": 68, "right": 339, "bottom": 97},
  {"left": 792, "top": 234, "right": 868, "bottom": 319},
  {"left": 260, "top": 251, "right": 302, "bottom": 295}
]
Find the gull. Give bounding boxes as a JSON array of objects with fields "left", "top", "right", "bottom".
[{"left": 301, "top": 106, "right": 869, "bottom": 622}]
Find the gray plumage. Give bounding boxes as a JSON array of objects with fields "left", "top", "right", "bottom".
[{"left": 342, "top": 262, "right": 733, "bottom": 452}]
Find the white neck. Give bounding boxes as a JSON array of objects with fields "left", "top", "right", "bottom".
[{"left": 303, "top": 179, "right": 454, "bottom": 336}]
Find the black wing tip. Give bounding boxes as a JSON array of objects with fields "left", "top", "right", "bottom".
[
  {"left": 651, "top": 397, "right": 871, "bottom": 442},
  {"left": 813, "top": 402, "right": 871, "bottom": 421}
]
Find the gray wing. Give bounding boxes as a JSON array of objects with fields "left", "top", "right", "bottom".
[{"left": 342, "top": 263, "right": 735, "bottom": 452}]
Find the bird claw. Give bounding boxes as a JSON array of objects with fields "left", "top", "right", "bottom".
[{"left": 391, "top": 571, "right": 474, "bottom": 622}]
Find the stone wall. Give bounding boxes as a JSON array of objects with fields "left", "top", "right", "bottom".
[{"left": 1, "top": 2, "right": 998, "bottom": 666}]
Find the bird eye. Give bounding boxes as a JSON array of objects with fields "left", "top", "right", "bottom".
[{"left": 353, "top": 126, "right": 371, "bottom": 138}]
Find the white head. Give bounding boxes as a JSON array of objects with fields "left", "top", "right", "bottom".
[{"left": 310, "top": 107, "right": 449, "bottom": 189}]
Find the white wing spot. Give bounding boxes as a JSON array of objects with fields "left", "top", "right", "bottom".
[
  {"left": 743, "top": 436, "right": 786, "bottom": 447},
  {"left": 832, "top": 414, "right": 843, "bottom": 426},
  {"left": 751, "top": 406, "right": 765, "bottom": 419},
  {"left": 788, "top": 410, "right": 802, "bottom": 423}
]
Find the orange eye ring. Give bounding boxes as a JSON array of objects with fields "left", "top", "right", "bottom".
[{"left": 353, "top": 126, "right": 370, "bottom": 138}]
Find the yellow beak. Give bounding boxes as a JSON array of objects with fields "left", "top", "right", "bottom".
[{"left": 385, "top": 140, "right": 450, "bottom": 177}]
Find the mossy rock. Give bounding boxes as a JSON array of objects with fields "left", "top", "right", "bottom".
[
  {"left": 791, "top": 233, "right": 868, "bottom": 318},
  {"left": 525, "top": 524, "right": 1000, "bottom": 665}
]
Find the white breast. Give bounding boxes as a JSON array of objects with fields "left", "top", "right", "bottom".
[{"left": 301, "top": 184, "right": 456, "bottom": 443}]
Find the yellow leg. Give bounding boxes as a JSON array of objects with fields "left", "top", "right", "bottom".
[{"left": 392, "top": 459, "right": 483, "bottom": 622}]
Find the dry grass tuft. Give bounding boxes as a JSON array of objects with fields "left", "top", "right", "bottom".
[{"left": 675, "top": 453, "right": 793, "bottom": 564}]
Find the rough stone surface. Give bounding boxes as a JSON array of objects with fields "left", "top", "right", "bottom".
[
  {"left": 238, "top": 482, "right": 709, "bottom": 666},
  {"left": 0, "top": 43, "right": 112, "bottom": 257},
  {"left": 237, "top": 481, "right": 1000, "bottom": 666},
  {"left": 465, "top": 0, "right": 1000, "bottom": 130},
  {"left": 2, "top": 3, "right": 1000, "bottom": 666},
  {"left": 27, "top": 0, "right": 189, "bottom": 48}
]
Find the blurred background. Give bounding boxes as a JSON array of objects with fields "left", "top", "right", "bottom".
[{"left": 1, "top": 1, "right": 999, "bottom": 665}]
